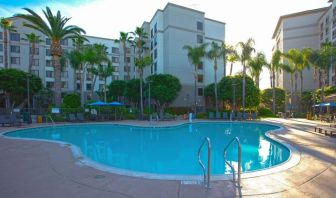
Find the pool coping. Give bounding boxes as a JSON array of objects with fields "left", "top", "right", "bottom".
[{"left": 0, "top": 120, "right": 300, "bottom": 181}]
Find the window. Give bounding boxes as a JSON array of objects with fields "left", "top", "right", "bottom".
[
  {"left": 86, "top": 73, "right": 92, "bottom": 81},
  {"left": 197, "top": 21, "right": 203, "bottom": 31},
  {"left": 76, "top": 83, "right": 80, "bottom": 90},
  {"left": 46, "top": 60, "right": 52, "bottom": 67},
  {"left": 61, "top": 39, "right": 68, "bottom": 46},
  {"left": 154, "top": 23, "right": 157, "bottom": 33},
  {"left": 61, "top": 71, "right": 68, "bottom": 78},
  {"left": 321, "top": 23, "right": 324, "bottom": 31},
  {"left": 112, "top": 56, "right": 119, "bottom": 63},
  {"left": 46, "top": 82, "right": 54, "bottom": 89},
  {"left": 113, "top": 66, "right": 119, "bottom": 72},
  {"left": 320, "top": 32, "right": 324, "bottom": 40},
  {"left": 46, "top": 38, "right": 51, "bottom": 45},
  {"left": 10, "top": 33, "right": 20, "bottom": 41},
  {"left": 0, "top": 56, "right": 3, "bottom": 63},
  {"left": 46, "top": 49, "right": 51, "bottom": 56},
  {"left": 154, "top": 36, "right": 157, "bottom": 46},
  {"left": 333, "top": 7, "right": 336, "bottom": 16},
  {"left": 86, "top": 84, "right": 92, "bottom": 91},
  {"left": 151, "top": 41, "right": 153, "bottom": 50},
  {"left": 112, "top": 75, "right": 119, "bottom": 80},
  {"left": 32, "top": 59, "right": 39, "bottom": 66},
  {"left": 124, "top": 66, "right": 131, "bottom": 72},
  {"left": 124, "top": 75, "right": 130, "bottom": 80},
  {"left": 197, "top": 35, "right": 203, "bottom": 44},
  {"left": 333, "top": 19, "right": 336, "bottom": 28},
  {"left": 99, "top": 84, "right": 104, "bottom": 91},
  {"left": 112, "top": 47, "right": 119, "bottom": 54},
  {"left": 46, "top": 71, "right": 53, "bottom": 78},
  {"left": 126, "top": 57, "right": 131, "bottom": 63},
  {"left": 197, "top": 74, "right": 203, "bottom": 83},
  {"left": 198, "top": 62, "right": 203, "bottom": 70},
  {"left": 31, "top": 70, "right": 39, "bottom": 76},
  {"left": 333, "top": 30, "right": 336, "bottom": 39},
  {"left": 126, "top": 48, "right": 131, "bottom": 54},
  {"left": 154, "top": 62, "right": 157, "bottom": 73},
  {"left": 10, "top": 45, "right": 20, "bottom": 53},
  {"left": 0, "top": 44, "right": 2, "bottom": 51},
  {"left": 10, "top": 57, "right": 20, "bottom": 64},
  {"left": 0, "top": 32, "right": 2, "bottom": 40},
  {"left": 326, "top": 16, "right": 330, "bottom": 24},
  {"left": 326, "top": 27, "right": 329, "bottom": 35},
  {"left": 151, "top": 29, "right": 153, "bottom": 38},
  {"left": 154, "top": 49, "right": 157, "bottom": 59},
  {"left": 30, "top": 47, "right": 39, "bottom": 55},
  {"left": 99, "top": 76, "right": 104, "bottom": 81},
  {"left": 198, "top": 88, "right": 203, "bottom": 96},
  {"left": 62, "top": 81, "right": 68, "bottom": 88}
]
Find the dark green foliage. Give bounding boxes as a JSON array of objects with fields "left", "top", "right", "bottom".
[
  {"left": 261, "top": 88, "right": 285, "bottom": 113},
  {"left": 258, "top": 107, "right": 276, "bottom": 117},
  {"left": 125, "top": 79, "right": 141, "bottom": 105},
  {"left": 218, "top": 75, "right": 260, "bottom": 109},
  {"left": 62, "top": 93, "right": 81, "bottom": 108},
  {"left": 34, "top": 88, "right": 54, "bottom": 109},
  {"left": 301, "top": 91, "right": 315, "bottom": 113},
  {"left": 204, "top": 83, "right": 215, "bottom": 99},
  {"left": 0, "top": 68, "right": 42, "bottom": 107},
  {"left": 108, "top": 80, "right": 127, "bottom": 101},
  {"left": 145, "top": 74, "right": 182, "bottom": 113}
]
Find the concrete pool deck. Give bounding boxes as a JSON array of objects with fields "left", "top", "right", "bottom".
[{"left": 0, "top": 118, "right": 335, "bottom": 197}]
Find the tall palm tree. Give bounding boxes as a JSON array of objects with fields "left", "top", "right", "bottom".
[
  {"left": 132, "top": 27, "right": 148, "bottom": 58},
  {"left": 15, "top": 7, "right": 85, "bottom": 107},
  {"left": 267, "top": 50, "right": 286, "bottom": 114},
  {"left": 135, "top": 56, "right": 152, "bottom": 118},
  {"left": 248, "top": 52, "right": 267, "bottom": 88},
  {"left": 115, "top": 32, "right": 133, "bottom": 79},
  {"left": 236, "top": 38, "right": 255, "bottom": 116},
  {"left": 300, "top": 48, "right": 312, "bottom": 96},
  {"left": 206, "top": 41, "right": 222, "bottom": 114},
  {"left": 183, "top": 43, "right": 207, "bottom": 114},
  {"left": 282, "top": 64, "right": 296, "bottom": 114},
  {"left": 98, "top": 62, "right": 114, "bottom": 102},
  {"left": 0, "top": 17, "right": 16, "bottom": 68},
  {"left": 228, "top": 53, "right": 238, "bottom": 76},
  {"left": 22, "top": 33, "right": 43, "bottom": 73},
  {"left": 220, "top": 42, "right": 235, "bottom": 76}
]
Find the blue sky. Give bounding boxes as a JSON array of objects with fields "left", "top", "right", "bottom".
[{"left": 0, "top": 0, "right": 331, "bottom": 89}]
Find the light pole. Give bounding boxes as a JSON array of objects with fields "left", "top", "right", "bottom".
[
  {"left": 27, "top": 74, "right": 31, "bottom": 113},
  {"left": 148, "top": 80, "right": 152, "bottom": 122}
]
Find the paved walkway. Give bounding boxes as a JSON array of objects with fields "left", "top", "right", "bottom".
[{"left": 0, "top": 119, "right": 335, "bottom": 198}]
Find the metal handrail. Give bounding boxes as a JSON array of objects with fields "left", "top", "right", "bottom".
[
  {"left": 223, "top": 137, "right": 242, "bottom": 187},
  {"left": 197, "top": 137, "right": 211, "bottom": 188},
  {"left": 46, "top": 115, "right": 55, "bottom": 126}
]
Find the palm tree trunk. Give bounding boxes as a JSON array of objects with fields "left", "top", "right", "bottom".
[
  {"left": 91, "top": 75, "right": 97, "bottom": 100},
  {"left": 256, "top": 75, "right": 260, "bottom": 89},
  {"left": 230, "top": 63, "right": 233, "bottom": 76},
  {"left": 294, "top": 72, "right": 298, "bottom": 113},
  {"left": 223, "top": 58, "right": 226, "bottom": 77},
  {"left": 140, "top": 70, "right": 144, "bottom": 119},
  {"left": 290, "top": 74, "right": 294, "bottom": 115},
  {"left": 194, "top": 68, "right": 198, "bottom": 115},
  {"left": 29, "top": 43, "right": 35, "bottom": 73},
  {"left": 53, "top": 55, "right": 62, "bottom": 107},
  {"left": 242, "top": 62, "right": 246, "bottom": 117},
  {"left": 214, "top": 60, "right": 218, "bottom": 114},
  {"left": 272, "top": 70, "right": 276, "bottom": 114},
  {"left": 104, "top": 77, "right": 107, "bottom": 102},
  {"left": 4, "top": 29, "right": 8, "bottom": 68},
  {"left": 123, "top": 42, "right": 130, "bottom": 79},
  {"left": 80, "top": 66, "right": 85, "bottom": 106}
]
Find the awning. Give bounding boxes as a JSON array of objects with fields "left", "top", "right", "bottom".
[
  {"left": 88, "top": 101, "right": 108, "bottom": 106},
  {"left": 313, "top": 102, "right": 336, "bottom": 107}
]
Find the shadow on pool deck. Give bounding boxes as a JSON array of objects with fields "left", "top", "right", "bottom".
[{"left": 0, "top": 118, "right": 335, "bottom": 197}]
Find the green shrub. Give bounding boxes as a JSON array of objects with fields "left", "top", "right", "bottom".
[
  {"left": 258, "top": 107, "right": 276, "bottom": 117},
  {"left": 165, "top": 107, "right": 189, "bottom": 115},
  {"left": 196, "top": 112, "right": 207, "bottom": 119}
]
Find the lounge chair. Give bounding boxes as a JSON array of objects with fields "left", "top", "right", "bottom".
[
  {"left": 76, "top": 113, "right": 84, "bottom": 122},
  {"left": 222, "top": 112, "right": 228, "bottom": 120},
  {"left": 68, "top": 114, "right": 76, "bottom": 122},
  {"left": 243, "top": 112, "right": 249, "bottom": 120},
  {"left": 9, "top": 114, "right": 21, "bottom": 126},
  {"left": 209, "top": 112, "right": 214, "bottom": 119},
  {"left": 251, "top": 112, "right": 257, "bottom": 120},
  {"left": 0, "top": 115, "right": 10, "bottom": 126},
  {"left": 215, "top": 112, "right": 221, "bottom": 119},
  {"left": 315, "top": 126, "right": 336, "bottom": 136},
  {"left": 230, "top": 112, "right": 235, "bottom": 120},
  {"left": 237, "top": 112, "right": 242, "bottom": 120}
]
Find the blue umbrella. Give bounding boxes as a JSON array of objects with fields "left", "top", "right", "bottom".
[
  {"left": 108, "top": 101, "right": 124, "bottom": 106},
  {"left": 88, "top": 101, "right": 108, "bottom": 106}
]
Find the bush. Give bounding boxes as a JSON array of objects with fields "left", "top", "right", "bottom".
[
  {"left": 258, "top": 107, "right": 276, "bottom": 117},
  {"left": 61, "top": 93, "right": 82, "bottom": 114},
  {"left": 165, "top": 107, "right": 189, "bottom": 115}
]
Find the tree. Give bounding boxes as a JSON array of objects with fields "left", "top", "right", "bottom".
[
  {"left": 132, "top": 27, "right": 148, "bottom": 58},
  {"left": 16, "top": 7, "right": 85, "bottom": 107},
  {"left": 21, "top": 33, "right": 43, "bottom": 73},
  {"left": 115, "top": 32, "right": 133, "bottom": 79},
  {"left": 97, "top": 62, "right": 114, "bottom": 102},
  {"left": 0, "top": 68, "right": 42, "bottom": 108},
  {"left": 228, "top": 52, "right": 238, "bottom": 76},
  {"left": 261, "top": 88, "right": 285, "bottom": 113},
  {"left": 236, "top": 38, "right": 255, "bottom": 116},
  {"left": 204, "top": 83, "right": 215, "bottom": 106},
  {"left": 135, "top": 56, "right": 153, "bottom": 118},
  {"left": 183, "top": 43, "right": 207, "bottom": 114},
  {"left": 125, "top": 79, "right": 141, "bottom": 107},
  {"left": 0, "top": 17, "right": 16, "bottom": 68},
  {"left": 206, "top": 41, "right": 222, "bottom": 114},
  {"left": 218, "top": 75, "right": 260, "bottom": 109},
  {"left": 282, "top": 63, "right": 296, "bottom": 114},
  {"left": 145, "top": 74, "right": 181, "bottom": 113},
  {"left": 33, "top": 88, "right": 53, "bottom": 109},
  {"left": 248, "top": 52, "right": 266, "bottom": 88},
  {"left": 62, "top": 93, "right": 81, "bottom": 108},
  {"left": 108, "top": 80, "right": 127, "bottom": 101},
  {"left": 220, "top": 42, "right": 235, "bottom": 76}
]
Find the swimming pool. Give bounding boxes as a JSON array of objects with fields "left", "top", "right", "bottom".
[{"left": 4, "top": 122, "right": 290, "bottom": 178}]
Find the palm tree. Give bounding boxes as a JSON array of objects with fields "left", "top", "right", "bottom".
[
  {"left": 132, "top": 27, "right": 148, "bottom": 58},
  {"left": 267, "top": 50, "right": 286, "bottom": 114},
  {"left": 228, "top": 53, "right": 238, "bottom": 76},
  {"left": 220, "top": 42, "right": 235, "bottom": 76},
  {"left": 248, "top": 52, "right": 266, "bottom": 88},
  {"left": 98, "top": 62, "right": 114, "bottom": 102},
  {"left": 236, "top": 38, "right": 255, "bottom": 116},
  {"left": 22, "top": 33, "right": 43, "bottom": 73},
  {"left": 206, "top": 41, "right": 222, "bottom": 114},
  {"left": 183, "top": 43, "right": 207, "bottom": 114},
  {"left": 15, "top": 7, "right": 85, "bottom": 107},
  {"left": 115, "top": 32, "right": 133, "bottom": 79},
  {"left": 282, "top": 64, "right": 296, "bottom": 114},
  {"left": 135, "top": 56, "right": 152, "bottom": 118},
  {"left": 0, "top": 17, "right": 16, "bottom": 68}
]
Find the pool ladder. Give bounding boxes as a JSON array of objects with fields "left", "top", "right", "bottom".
[
  {"left": 46, "top": 115, "right": 55, "bottom": 126},
  {"left": 197, "top": 136, "right": 242, "bottom": 189}
]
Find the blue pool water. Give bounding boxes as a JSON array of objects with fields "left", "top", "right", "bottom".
[{"left": 4, "top": 122, "right": 290, "bottom": 176}]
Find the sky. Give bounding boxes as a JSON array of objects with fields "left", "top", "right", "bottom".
[{"left": 0, "top": 0, "right": 332, "bottom": 89}]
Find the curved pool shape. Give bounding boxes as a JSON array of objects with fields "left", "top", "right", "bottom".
[{"left": 4, "top": 122, "right": 290, "bottom": 177}]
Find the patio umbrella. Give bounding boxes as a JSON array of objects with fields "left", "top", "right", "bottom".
[
  {"left": 88, "top": 101, "right": 108, "bottom": 106},
  {"left": 108, "top": 101, "right": 124, "bottom": 119}
]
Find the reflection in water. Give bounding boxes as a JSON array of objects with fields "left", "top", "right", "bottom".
[{"left": 6, "top": 123, "right": 290, "bottom": 175}]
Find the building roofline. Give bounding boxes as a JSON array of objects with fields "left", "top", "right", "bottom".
[
  {"left": 85, "top": 35, "right": 116, "bottom": 42},
  {"left": 272, "top": 7, "right": 329, "bottom": 39},
  {"left": 317, "top": 5, "right": 332, "bottom": 21},
  {"left": 205, "top": 18, "right": 226, "bottom": 25}
]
